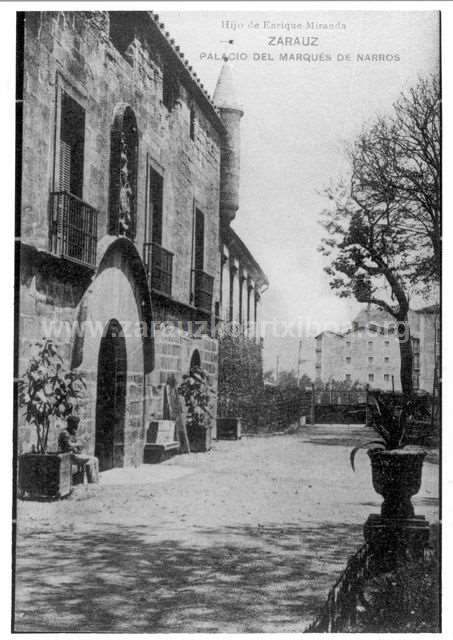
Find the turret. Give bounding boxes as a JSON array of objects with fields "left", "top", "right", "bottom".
[{"left": 213, "top": 59, "right": 243, "bottom": 227}]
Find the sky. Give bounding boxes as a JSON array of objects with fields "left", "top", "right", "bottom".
[{"left": 159, "top": 9, "right": 439, "bottom": 373}]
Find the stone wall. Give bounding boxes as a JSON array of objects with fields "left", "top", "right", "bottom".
[
  {"left": 21, "top": 11, "right": 222, "bottom": 306},
  {"left": 18, "top": 12, "right": 224, "bottom": 462}
]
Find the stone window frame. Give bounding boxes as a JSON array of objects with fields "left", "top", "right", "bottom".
[{"left": 145, "top": 155, "right": 166, "bottom": 246}]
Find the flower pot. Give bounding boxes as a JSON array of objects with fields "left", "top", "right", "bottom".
[
  {"left": 18, "top": 452, "right": 72, "bottom": 500},
  {"left": 367, "top": 449, "right": 426, "bottom": 519},
  {"left": 187, "top": 422, "right": 211, "bottom": 452},
  {"left": 217, "top": 417, "right": 242, "bottom": 440}
]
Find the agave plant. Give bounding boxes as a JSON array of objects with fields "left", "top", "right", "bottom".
[{"left": 350, "top": 394, "right": 411, "bottom": 471}]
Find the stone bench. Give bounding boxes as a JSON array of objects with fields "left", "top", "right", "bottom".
[{"left": 143, "top": 420, "right": 180, "bottom": 463}]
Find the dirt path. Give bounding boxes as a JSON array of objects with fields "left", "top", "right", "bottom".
[{"left": 14, "top": 424, "right": 439, "bottom": 632}]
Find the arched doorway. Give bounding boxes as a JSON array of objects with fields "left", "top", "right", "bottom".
[
  {"left": 95, "top": 319, "right": 127, "bottom": 471},
  {"left": 189, "top": 349, "right": 201, "bottom": 373}
]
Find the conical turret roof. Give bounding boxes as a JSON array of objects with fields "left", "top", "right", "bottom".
[{"left": 213, "top": 59, "right": 242, "bottom": 111}]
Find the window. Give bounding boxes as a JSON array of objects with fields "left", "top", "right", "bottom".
[
  {"left": 346, "top": 341, "right": 351, "bottom": 347},
  {"left": 58, "top": 91, "right": 85, "bottom": 198},
  {"left": 369, "top": 323, "right": 378, "bottom": 333},
  {"left": 194, "top": 208, "right": 205, "bottom": 272},
  {"left": 109, "top": 12, "right": 135, "bottom": 61},
  {"left": 388, "top": 326, "right": 395, "bottom": 335},
  {"left": 368, "top": 373, "right": 374, "bottom": 382},
  {"left": 367, "top": 341, "right": 373, "bottom": 350},
  {"left": 148, "top": 167, "right": 163, "bottom": 245},
  {"left": 384, "top": 341, "right": 390, "bottom": 347},
  {"left": 345, "top": 356, "right": 351, "bottom": 364},
  {"left": 368, "top": 356, "right": 374, "bottom": 364},
  {"left": 345, "top": 373, "right": 351, "bottom": 381},
  {"left": 384, "top": 356, "right": 390, "bottom": 363},
  {"left": 189, "top": 106, "right": 196, "bottom": 140},
  {"left": 163, "top": 68, "right": 179, "bottom": 111}
]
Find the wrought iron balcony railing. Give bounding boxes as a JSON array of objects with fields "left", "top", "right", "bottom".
[
  {"left": 143, "top": 242, "right": 173, "bottom": 297},
  {"left": 192, "top": 269, "right": 214, "bottom": 314},
  {"left": 48, "top": 191, "right": 98, "bottom": 268}
]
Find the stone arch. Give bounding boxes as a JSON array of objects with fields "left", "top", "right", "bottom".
[
  {"left": 71, "top": 237, "right": 153, "bottom": 467},
  {"left": 108, "top": 103, "right": 139, "bottom": 239}
]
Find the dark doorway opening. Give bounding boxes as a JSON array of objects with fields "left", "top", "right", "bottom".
[
  {"left": 189, "top": 349, "right": 201, "bottom": 374},
  {"left": 95, "top": 320, "right": 127, "bottom": 471}
]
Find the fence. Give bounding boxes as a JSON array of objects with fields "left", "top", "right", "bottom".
[
  {"left": 305, "top": 541, "right": 437, "bottom": 632},
  {"left": 305, "top": 544, "right": 371, "bottom": 632}
]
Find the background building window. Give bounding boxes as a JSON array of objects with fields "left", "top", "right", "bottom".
[
  {"left": 384, "top": 374, "right": 390, "bottom": 382},
  {"left": 58, "top": 91, "right": 85, "bottom": 198},
  {"left": 368, "top": 356, "right": 374, "bottom": 363},
  {"left": 345, "top": 356, "right": 351, "bottom": 364},
  {"left": 367, "top": 341, "right": 373, "bottom": 350},
  {"left": 384, "top": 340, "right": 390, "bottom": 347},
  {"left": 368, "top": 373, "right": 374, "bottom": 382},
  {"left": 384, "top": 356, "right": 390, "bottom": 363},
  {"left": 345, "top": 373, "right": 351, "bottom": 381}
]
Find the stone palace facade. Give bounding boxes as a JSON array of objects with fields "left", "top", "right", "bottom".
[{"left": 17, "top": 11, "right": 267, "bottom": 469}]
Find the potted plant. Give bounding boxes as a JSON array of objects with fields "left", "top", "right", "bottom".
[
  {"left": 177, "top": 366, "right": 214, "bottom": 452},
  {"left": 17, "top": 338, "right": 86, "bottom": 499},
  {"left": 350, "top": 394, "right": 426, "bottom": 519}
]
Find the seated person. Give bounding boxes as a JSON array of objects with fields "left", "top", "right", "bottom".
[{"left": 58, "top": 416, "right": 99, "bottom": 483}]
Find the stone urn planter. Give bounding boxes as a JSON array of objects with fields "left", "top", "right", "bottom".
[
  {"left": 364, "top": 448, "right": 430, "bottom": 570},
  {"left": 368, "top": 448, "right": 426, "bottom": 519}
]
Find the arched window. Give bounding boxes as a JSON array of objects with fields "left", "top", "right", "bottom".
[{"left": 109, "top": 105, "right": 138, "bottom": 239}]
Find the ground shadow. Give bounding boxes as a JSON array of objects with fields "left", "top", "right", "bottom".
[{"left": 14, "top": 521, "right": 363, "bottom": 633}]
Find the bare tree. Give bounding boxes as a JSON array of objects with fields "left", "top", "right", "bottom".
[
  {"left": 320, "top": 75, "right": 440, "bottom": 398},
  {"left": 351, "top": 76, "right": 440, "bottom": 289}
]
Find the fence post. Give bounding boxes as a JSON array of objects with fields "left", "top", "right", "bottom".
[{"left": 311, "top": 383, "right": 316, "bottom": 425}]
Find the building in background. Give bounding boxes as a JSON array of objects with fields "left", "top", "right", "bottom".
[
  {"left": 17, "top": 11, "right": 267, "bottom": 468},
  {"left": 314, "top": 305, "right": 439, "bottom": 393}
]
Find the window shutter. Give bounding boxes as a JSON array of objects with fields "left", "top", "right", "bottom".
[{"left": 59, "top": 139, "right": 71, "bottom": 192}]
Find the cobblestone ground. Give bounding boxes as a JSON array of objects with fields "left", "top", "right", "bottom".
[{"left": 14, "top": 424, "right": 439, "bottom": 632}]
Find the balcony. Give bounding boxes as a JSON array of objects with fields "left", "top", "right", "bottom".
[
  {"left": 143, "top": 242, "right": 173, "bottom": 297},
  {"left": 48, "top": 191, "right": 98, "bottom": 268},
  {"left": 192, "top": 269, "right": 214, "bottom": 314}
]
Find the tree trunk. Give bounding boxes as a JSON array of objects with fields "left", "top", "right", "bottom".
[{"left": 398, "top": 316, "right": 413, "bottom": 399}]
